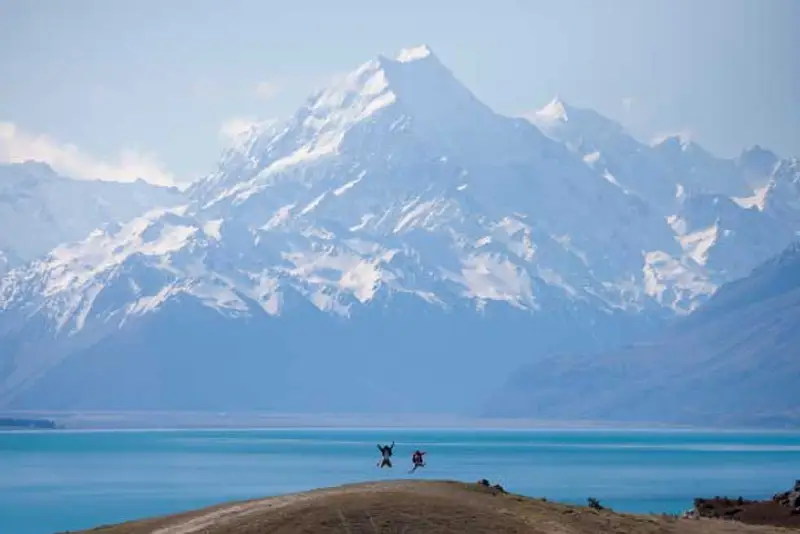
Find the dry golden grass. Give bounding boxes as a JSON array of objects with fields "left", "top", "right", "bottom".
[{"left": 70, "top": 480, "right": 795, "bottom": 534}]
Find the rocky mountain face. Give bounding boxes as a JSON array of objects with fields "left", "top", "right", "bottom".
[
  {"left": 485, "top": 241, "right": 800, "bottom": 427},
  {"left": 0, "top": 161, "right": 183, "bottom": 275},
  {"left": 0, "top": 45, "right": 798, "bottom": 415}
]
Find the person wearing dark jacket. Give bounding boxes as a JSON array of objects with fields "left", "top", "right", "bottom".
[
  {"left": 376, "top": 441, "right": 395, "bottom": 468},
  {"left": 409, "top": 450, "right": 426, "bottom": 473}
]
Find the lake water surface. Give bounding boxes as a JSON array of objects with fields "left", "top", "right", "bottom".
[{"left": 2, "top": 427, "right": 799, "bottom": 534}]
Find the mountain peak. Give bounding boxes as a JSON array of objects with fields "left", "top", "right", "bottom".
[
  {"left": 193, "top": 44, "right": 499, "bottom": 202},
  {"left": 395, "top": 44, "right": 435, "bottom": 63},
  {"left": 652, "top": 134, "right": 695, "bottom": 152},
  {"left": 294, "top": 45, "right": 492, "bottom": 138},
  {"left": 4, "top": 160, "right": 58, "bottom": 178},
  {"left": 737, "top": 145, "right": 779, "bottom": 173},
  {"left": 535, "top": 96, "right": 571, "bottom": 123},
  {"left": 307, "top": 44, "right": 455, "bottom": 118},
  {"left": 526, "top": 97, "right": 635, "bottom": 157}
]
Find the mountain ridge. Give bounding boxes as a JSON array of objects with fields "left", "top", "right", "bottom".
[
  {"left": 1, "top": 45, "right": 798, "bottom": 416},
  {"left": 0, "top": 161, "right": 184, "bottom": 274},
  {"left": 485, "top": 240, "right": 800, "bottom": 427}
]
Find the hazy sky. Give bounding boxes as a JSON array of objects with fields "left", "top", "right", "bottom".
[{"left": 1, "top": 0, "right": 797, "bottom": 186}]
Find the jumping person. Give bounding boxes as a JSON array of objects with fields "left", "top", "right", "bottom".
[
  {"left": 376, "top": 441, "right": 395, "bottom": 468},
  {"left": 409, "top": 449, "right": 426, "bottom": 473}
]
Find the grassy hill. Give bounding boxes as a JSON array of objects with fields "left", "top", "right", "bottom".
[{"left": 70, "top": 480, "right": 793, "bottom": 534}]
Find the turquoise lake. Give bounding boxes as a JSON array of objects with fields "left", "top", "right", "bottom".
[{"left": 2, "top": 428, "right": 800, "bottom": 534}]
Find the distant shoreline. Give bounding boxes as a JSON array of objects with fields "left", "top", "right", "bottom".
[
  {"left": 0, "top": 416, "right": 58, "bottom": 430},
  {"left": 0, "top": 410, "right": 797, "bottom": 432}
]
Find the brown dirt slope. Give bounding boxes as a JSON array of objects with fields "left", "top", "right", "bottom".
[
  {"left": 69, "top": 480, "right": 792, "bottom": 534},
  {"left": 693, "top": 497, "right": 800, "bottom": 529}
]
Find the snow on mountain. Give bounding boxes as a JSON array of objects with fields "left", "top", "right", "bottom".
[
  {"left": 527, "top": 98, "right": 800, "bottom": 284},
  {"left": 667, "top": 191, "right": 796, "bottom": 280},
  {"left": 194, "top": 62, "right": 694, "bottom": 314},
  {"left": 485, "top": 241, "right": 800, "bottom": 427},
  {"left": 530, "top": 99, "right": 754, "bottom": 208},
  {"left": 650, "top": 135, "right": 753, "bottom": 197},
  {"left": 529, "top": 98, "right": 679, "bottom": 212},
  {"left": 762, "top": 158, "right": 800, "bottom": 228},
  {"left": 3, "top": 47, "right": 679, "bottom": 322},
  {"left": 666, "top": 152, "right": 800, "bottom": 281},
  {"left": 0, "top": 161, "right": 184, "bottom": 274},
  {"left": 0, "top": 45, "right": 798, "bottom": 413}
]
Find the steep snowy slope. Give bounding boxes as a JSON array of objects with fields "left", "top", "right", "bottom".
[
  {"left": 485, "top": 241, "right": 800, "bottom": 427},
  {"left": 0, "top": 45, "right": 797, "bottom": 414},
  {"left": 0, "top": 161, "right": 184, "bottom": 273},
  {"left": 667, "top": 192, "right": 796, "bottom": 280},
  {"left": 529, "top": 99, "right": 800, "bottom": 282},
  {"left": 651, "top": 136, "right": 752, "bottom": 197},
  {"left": 530, "top": 99, "right": 753, "bottom": 207},
  {"left": 189, "top": 48, "right": 696, "bottom": 314},
  {"left": 531, "top": 99, "right": 679, "bottom": 213},
  {"left": 762, "top": 158, "right": 800, "bottom": 228}
]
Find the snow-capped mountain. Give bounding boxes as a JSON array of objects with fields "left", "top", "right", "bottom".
[
  {"left": 762, "top": 158, "right": 800, "bottom": 227},
  {"left": 0, "top": 161, "right": 184, "bottom": 274},
  {"left": 531, "top": 98, "right": 766, "bottom": 207},
  {"left": 485, "top": 240, "right": 800, "bottom": 427},
  {"left": 529, "top": 98, "right": 800, "bottom": 281},
  {"left": 0, "top": 45, "right": 798, "bottom": 413}
]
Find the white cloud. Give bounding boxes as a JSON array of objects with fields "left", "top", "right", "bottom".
[
  {"left": 255, "top": 80, "right": 282, "bottom": 100},
  {"left": 0, "top": 122, "right": 177, "bottom": 187},
  {"left": 219, "top": 117, "right": 261, "bottom": 142}
]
